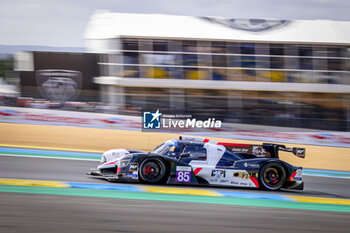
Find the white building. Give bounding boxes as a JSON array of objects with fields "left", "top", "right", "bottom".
[{"left": 85, "top": 12, "right": 350, "bottom": 131}]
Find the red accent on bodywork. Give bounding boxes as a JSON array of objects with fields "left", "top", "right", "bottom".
[
  {"left": 203, "top": 139, "right": 209, "bottom": 143},
  {"left": 218, "top": 143, "right": 250, "bottom": 148},
  {"left": 193, "top": 168, "right": 202, "bottom": 175},
  {"left": 116, "top": 167, "right": 121, "bottom": 174},
  {"left": 289, "top": 172, "right": 297, "bottom": 181},
  {"left": 249, "top": 176, "right": 260, "bottom": 188}
]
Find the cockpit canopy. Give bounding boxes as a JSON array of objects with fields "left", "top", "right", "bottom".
[{"left": 150, "top": 139, "right": 244, "bottom": 164}]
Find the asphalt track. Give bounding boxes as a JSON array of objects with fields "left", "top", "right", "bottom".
[
  {"left": 1, "top": 192, "right": 349, "bottom": 233},
  {"left": 1, "top": 153, "right": 350, "bottom": 232},
  {"left": 0, "top": 155, "right": 350, "bottom": 199}
]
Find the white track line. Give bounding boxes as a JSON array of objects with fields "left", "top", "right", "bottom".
[
  {"left": 0, "top": 153, "right": 99, "bottom": 162},
  {"left": 303, "top": 174, "right": 350, "bottom": 179}
]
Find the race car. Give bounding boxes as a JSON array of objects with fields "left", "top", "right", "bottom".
[{"left": 88, "top": 136, "right": 305, "bottom": 190}]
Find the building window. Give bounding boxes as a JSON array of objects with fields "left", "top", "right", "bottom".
[
  {"left": 269, "top": 44, "right": 284, "bottom": 56},
  {"left": 240, "top": 43, "right": 255, "bottom": 54},
  {"left": 122, "top": 39, "right": 138, "bottom": 51},
  {"left": 198, "top": 54, "right": 211, "bottom": 66},
  {"left": 211, "top": 41, "right": 226, "bottom": 53},
  {"left": 108, "top": 39, "right": 349, "bottom": 85},
  {"left": 312, "top": 45, "right": 328, "bottom": 57},
  {"left": 227, "top": 42, "right": 241, "bottom": 54},
  {"left": 183, "top": 40, "right": 197, "bottom": 52},
  {"left": 139, "top": 39, "right": 153, "bottom": 51},
  {"left": 183, "top": 68, "right": 199, "bottom": 79},
  {"left": 241, "top": 55, "right": 255, "bottom": 68},
  {"left": 284, "top": 45, "right": 299, "bottom": 56},
  {"left": 153, "top": 40, "right": 168, "bottom": 51},
  {"left": 299, "top": 58, "right": 313, "bottom": 70},
  {"left": 328, "top": 59, "right": 343, "bottom": 71},
  {"left": 299, "top": 45, "right": 313, "bottom": 57},
  {"left": 227, "top": 55, "right": 241, "bottom": 67},
  {"left": 183, "top": 54, "right": 197, "bottom": 66},
  {"left": 270, "top": 57, "right": 284, "bottom": 69},
  {"left": 123, "top": 52, "right": 139, "bottom": 64},
  {"left": 327, "top": 47, "right": 344, "bottom": 57},
  {"left": 313, "top": 58, "right": 328, "bottom": 70},
  {"left": 168, "top": 40, "right": 183, "bottom": 52},
  {"left": 255, "top": 43, "right": 269, "bottom": 55},
  {"left": 212, "top": 55, "right": 227, "bottom": 67},
  {"left": 284, "top": 57, "right": 298, "bottom": 69},
  {"left": 255, "top": 56, "right": 270, "bottom": 69}
]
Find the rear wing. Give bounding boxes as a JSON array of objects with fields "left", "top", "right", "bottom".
[
  {"left": 218, "top": 142, "right": 305, "bottom": 159},
  {"left": 179, "top": 136, "right": 306, "bottom": 159},
  {"left": 275, "top": 144, "right": 306, "bottom": 158}
]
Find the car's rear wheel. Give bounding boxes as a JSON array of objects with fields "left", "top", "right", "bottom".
[
  {"left": 139, "top": 158, "right": 166, "bottom": 184},
  {"left": 259, "top": 162, "right": 286, "bottom": 190}
]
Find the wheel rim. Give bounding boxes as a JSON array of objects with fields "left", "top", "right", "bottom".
[
  {"left": 263, "top": 167, "right": 283, "bottom": 188},
  {"left": 142, "top": 161, "right": 160, "bottom": 180}
]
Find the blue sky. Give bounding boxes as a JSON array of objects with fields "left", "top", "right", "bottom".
[{"left": 0, "top": 0, "right": 349, "bottom": 47}]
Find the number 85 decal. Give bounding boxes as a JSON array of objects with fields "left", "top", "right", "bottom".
[{"left": 176, "top": 171, "right": 191, "bottom": 183}]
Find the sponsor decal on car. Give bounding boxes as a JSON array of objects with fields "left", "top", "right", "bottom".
[
  {"left": 233, "top": 172, "right": 249, "bottom": 179},
  {"left": 129, "top": 163, "right": 138, "bottom": 176},
  {"left": 252, "top": 146, "right": 267, "bottom": 157},
  {"left": 129, "top": 163, "right": 138, "bottom": 171},
  {"left": 175, "top": 166, "right": 191, "bottom": 183},
  {"left": 296, "top": 148, "right": 305, "bottom": 157},
  {"left": 211, "top": 170, "right": 226, "bottom": 178},
  {"left": 220, "top": 179, "right": 229, "bottom": 183},
  {"left": 248, "top": 171, "right": 258, "bottom": 179},
  {"left": 243, "top": 162, "right": 260, "bottom": 168},
  {"left": 126, "top": 174, "right": 138, "bottom": 179},
  {"left": 293, "top": 168, "right": 303, "bottom": 181},
  {"left": 232, "top": 148, "right": 249, "bottom": 153}
]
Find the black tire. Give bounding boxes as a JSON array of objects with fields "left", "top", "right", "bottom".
[
  {"left": 259, "top": 162, "right": 286, "bottom": 190},
  {"left": 139, "top": 158, "right": 167, "bottom": 184}
]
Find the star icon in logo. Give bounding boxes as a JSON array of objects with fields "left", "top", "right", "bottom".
[{"left": 150, "top": 109, "right": 162, "bottom": 122}]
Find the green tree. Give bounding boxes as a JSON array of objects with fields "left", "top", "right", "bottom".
[{"left": 0, "top": 57, "right": 13, "bottom": 78}]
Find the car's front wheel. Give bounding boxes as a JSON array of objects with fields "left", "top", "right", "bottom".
[
  {"left": 139, "top": 158, "right": 166, "bottom": 184},
  {"left": 259, "top": 162, "right": 286, "bottom": 190}
]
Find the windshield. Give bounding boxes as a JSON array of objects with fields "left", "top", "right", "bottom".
[{"left": 150, "top": 139, "right": 178, "bottom": 156}]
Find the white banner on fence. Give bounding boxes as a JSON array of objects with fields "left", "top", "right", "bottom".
[
  {"left": 0, "top": 106, "right": 349, "bottom": 148},
  {"left": 0, "top": 106, "right": 141, "bottom": 130}
]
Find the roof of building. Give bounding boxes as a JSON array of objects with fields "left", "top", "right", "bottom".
[{"left": 85, "top": 11, "right": 350, "bottom": 45}]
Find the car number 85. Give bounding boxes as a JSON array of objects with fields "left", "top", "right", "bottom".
[{"left": 176, "top": 171, "right": 191, "bottom": 182}]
